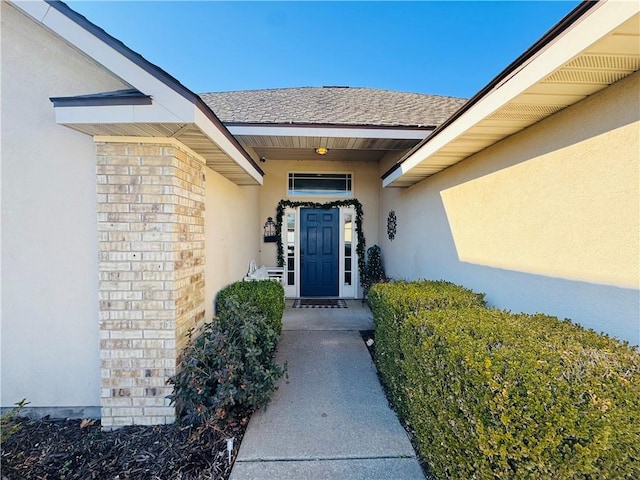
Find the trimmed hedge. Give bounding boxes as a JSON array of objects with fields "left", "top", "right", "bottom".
[
  {"left": 401, "top": 308, "right": 640, "bottom": 479},
  {"left": 368, "top": 280, "right": 486, "bottom": 420},
  {"left": 216, "top": 280, "right": 285, "bottom": 336}
]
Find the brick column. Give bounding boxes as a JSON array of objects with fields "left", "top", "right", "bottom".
[{"left": 96, "top": 141, "right": 205, "bottom": 428}]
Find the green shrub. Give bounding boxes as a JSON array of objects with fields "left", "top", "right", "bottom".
[
  {"left": 401, "top": 307, "right": 640, "bottom": 479},
  {"left": 216, "top": 280, "right": 285, "bottom": 336},
  {"left": 363, "top": 245, "right": 387, "bottom": 296},
  {"left": 1, "top": 398, "right": 29, "bottom": 444},
  {"left": 369, "top": 280, "right": 486, "bottom": 420},
  {"left": 168, "top": 297, "right": 285, "bottom": 425}
]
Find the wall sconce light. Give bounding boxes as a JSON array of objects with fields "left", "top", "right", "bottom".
[
  {"left": 263, "top": 217, "right": 277, "bottom": 242},
  {"left": 315, "top": 147, "right": 329, "bottom": 156}
]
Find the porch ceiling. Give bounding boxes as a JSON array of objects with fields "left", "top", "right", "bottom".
[
  {"left": 242, "top": 137, "right": 423, "bottom": 162},
  {"left": 251, "top": 147, "right": 391, "bottom": 162},
  {"left": 228, "top": 125, "right": 431, "bottom": 163},
  {"left": 383, "top": 6, "right": 640, "bottom": 188}
]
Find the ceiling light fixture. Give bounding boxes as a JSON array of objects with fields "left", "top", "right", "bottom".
[{"left": 315, "top": 147, "right": 329, "bottom": 156}]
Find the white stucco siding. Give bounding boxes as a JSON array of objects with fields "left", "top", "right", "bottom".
[
  {"left": 204, "top": 168, "right": 260, "bottom": 320},
  {"left": 1, "top": 3, "right": 129, "bottom": 409},
  {"left": 380, "top": 71, "right": 640, "bottom": 345}
]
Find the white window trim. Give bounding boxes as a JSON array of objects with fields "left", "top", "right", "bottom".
[
  {"left": 283, "top": 208, "right": 299, "bottom": 298},
  {"left": 339, "top": 207, "right": 357, "bottom": 298},
  {"left": 286, "top": 171, "right": 354, "bottom": 198}
]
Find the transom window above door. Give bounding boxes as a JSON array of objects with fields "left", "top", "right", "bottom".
[{"left": 288, "top": 173, "right": 352, "bottom": 197}]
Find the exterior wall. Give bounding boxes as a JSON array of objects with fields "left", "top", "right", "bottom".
[
  {"left": 204, "top": 168, "right": 260, "bottom": 319},
  {"left": 1, "top": 3, "right": 129, "bottom": 412},
  {"left": 257, "top": 159, "right": 380, "bottom": 297},
  {"left": 96, "top": 141, "right": 206, "bottom": 428},
  {"left": 380, "top": 71, "right": 640, "bottom": 345}
]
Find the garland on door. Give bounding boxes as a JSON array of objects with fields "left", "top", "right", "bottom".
[{"left": 275, "top": 199, "right": 366, "bottom": 288}]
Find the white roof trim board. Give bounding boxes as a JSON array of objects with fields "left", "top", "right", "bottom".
[
  {"left": 13, "top": 0, "right": 263, "bottom": 185},
  {"left": 383, "top": 0, "right": 640, "bottom": 188},
  {"left": 227, "top": 125, "right": 431, "bottom": 140}
]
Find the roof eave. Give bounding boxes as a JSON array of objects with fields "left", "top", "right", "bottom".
[
  {"left": 223, "top": 122, "right": 436, "bottom": 130},
  {"left": 13, "top": 0, "right": 263, "bottom": 184},
  {"left": 227, "top": 124, "right": 434, "bottom": 142},
  {"left": 383, "top": 0, "right": 640, "bottom": 188},
  {"left": 49, "top": 101, "right": 264, "bottom": 185}
]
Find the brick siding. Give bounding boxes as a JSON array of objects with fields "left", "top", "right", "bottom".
[{"left": 96, "top": 142, "right": 205, "bottom": 428}]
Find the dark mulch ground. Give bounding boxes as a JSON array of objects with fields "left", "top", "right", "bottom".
[{"left": 1, "top": 416, "right": 246, "bottom": 480}]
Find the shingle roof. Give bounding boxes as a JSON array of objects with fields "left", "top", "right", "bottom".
[{"left": 200, "top": 87, "right": 467, "bottom": 128}]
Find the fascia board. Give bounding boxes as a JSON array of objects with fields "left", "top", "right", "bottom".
[
  {"left": 132, "top": 103, "right": 184, "bottom": 123},
  {"left": 53, "top": 103, "right": 183, "bottom": 125},
  {"left": 11, "top": 0, "right": 50, "bottom": 21},
  {"left": 193, "top": 108, "right": 264, "bottom": 185},
  {"left": 13, "top": 0, "right": 195, "bottom": 123},
  {"left": 227, "top": 125, "right": 431, "bottom": 140},
  {"left": 383, "top": 0, "right": 639, "bottom": 187}
]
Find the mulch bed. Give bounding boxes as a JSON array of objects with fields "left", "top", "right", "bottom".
[{"left": 1, "top": 416, "right": 246, "bottom": 480}]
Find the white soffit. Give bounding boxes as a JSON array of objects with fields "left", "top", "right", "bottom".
[
  {"left": 193, "top": 109, "right": 263, "bottom": 184},
  {"left": 13, "top": 0, "right": 263, "bottom": 186},
  {"left": 227, "top": 125, "right": 431, "bottom": 140},
  {"left": 383, "top": 1, "right": 640, "bottom": 188}
]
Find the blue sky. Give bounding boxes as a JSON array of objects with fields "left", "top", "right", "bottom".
[{"left": 67, "top": 1, "right": 581, "bottom": 99}]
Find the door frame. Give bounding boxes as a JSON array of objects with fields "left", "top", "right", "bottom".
[{"left": 282, "top": 206, "right": 358, "bottom": 298}]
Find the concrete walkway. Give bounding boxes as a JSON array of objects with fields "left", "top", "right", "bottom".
[{"left": 229, "top": 300, "right": 425, "bottom": 480}]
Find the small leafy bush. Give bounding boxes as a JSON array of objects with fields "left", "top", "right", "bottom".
[
  {"left": 216, "top": 280, "right": 285, "bottom": 336},
  {"left": 401, "top": 307, "right": 640, "bottom": 479},
  {"left": 369, "top": 280, "right": 486, "bottom": 420},
  {"left": 168, "top": 297, "right": 285, "bottom": 425},
  {"left": 1, "top": 398, "right": 29, "bottom": 444}
]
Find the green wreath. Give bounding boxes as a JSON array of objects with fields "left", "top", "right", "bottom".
[{"left": 275, "top": 199, "right": 366, "bottom": 288}]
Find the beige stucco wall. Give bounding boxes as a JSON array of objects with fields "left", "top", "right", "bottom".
[
  {"left": 380, "top": 71, "right": 640, "bottom": 345},
  {"left": 1, "top": 3, "right": 129, "bottom": 411},
  {"left": 257, "top": 159, "right": 380, "bottom": 285},
  {"left": 204, "top": 168, "right": 260, "bottom": 319}
]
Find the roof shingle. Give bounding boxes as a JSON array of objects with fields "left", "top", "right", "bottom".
[{"left": 200, "top": 87, "right": 467, "bottom": 128}]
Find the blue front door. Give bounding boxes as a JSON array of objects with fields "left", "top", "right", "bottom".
[{"left": 300, "top": 208, "right": 339, "bottom": 297}]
